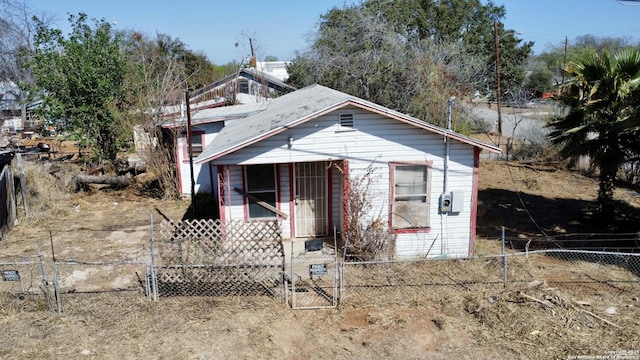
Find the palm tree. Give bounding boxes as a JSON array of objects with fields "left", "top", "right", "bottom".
[{"left": 548, "top": 49, "right": 640, "bottom": 226}]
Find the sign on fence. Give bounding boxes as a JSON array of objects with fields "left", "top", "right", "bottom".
[
  {"left": 2, "top": 270, "right": 20, "bottom": 281},
  {"left": 309, "top": 264, "right": 328, "bottom": 276}
]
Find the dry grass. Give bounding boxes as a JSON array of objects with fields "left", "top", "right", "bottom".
[
  {"left": 341, "top": 254, "right": 639, "bottom": 359},
  {"left": 18, "top": 161, "right": 76, "bottom": 225},
  {"left": 0, "top": 156, "right": 639, "bottom": 359}
]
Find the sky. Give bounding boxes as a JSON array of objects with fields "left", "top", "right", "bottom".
[{"left": 24, "top": 0, "right": 640, "bottom": 64}]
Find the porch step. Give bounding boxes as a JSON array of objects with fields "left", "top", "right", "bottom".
[
  {"left": 283, "top": 238, "right": 337, "bottom": 255},
  {"left": 282, "top": 238, "right": 337, "bottom": 282}
]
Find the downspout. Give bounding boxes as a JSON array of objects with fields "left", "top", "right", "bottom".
[
  {"left": 441, "top": 96, "right": 455, "bottom": 257},
  {"left": 444, "top": 96, "right": 454, "bottom": 194}
]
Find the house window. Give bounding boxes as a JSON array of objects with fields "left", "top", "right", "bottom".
[
  {"left": 390, "top": 162, "right": 431, "bottom": 230},
  {"left": 182, "top": 130, "right": 204, "bottom": 159},
  {"left": 339, "top": 113, "right": 354, "bottom": 128},
  {"left": 245, "top": 164, "right": 277, "bottom": 219},
  {"left": 238, "top": 78, "right": 249, "bottom": 94}
]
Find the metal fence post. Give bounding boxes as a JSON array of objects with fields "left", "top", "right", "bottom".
[
  {"left": 150, "top": 213, "right": 158, "bottom": 302},
  {"left": 501, "top": 226, "right": 507, "bottom": 289},
  {"left": 35, "top": 244, "right": 54, "bottom": 312},
  {"left": 52, "top": 262, "right": 62, "bottom": 314},
  {"left": 290, "top": 241, "right": 295, "bottom": 308}
]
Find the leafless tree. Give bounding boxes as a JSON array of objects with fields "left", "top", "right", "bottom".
[
  {"left": 120, "top": 31, "right": 188, "bottom": 198},
  {"left": 0, "top": 0, "right": 52, "bottom": 125},
  {"left": 290, "top": 6, "right": 488, "bottom": 129}
]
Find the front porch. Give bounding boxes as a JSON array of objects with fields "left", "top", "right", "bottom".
[
  {"left": 152, "top": 219, "right": 339, "bottom": 294},
  {"left": 217, "top": 160, "right": 347, "bottom": 242}
]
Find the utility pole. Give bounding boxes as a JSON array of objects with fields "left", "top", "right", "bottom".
[
  {"left": 185, "top": 91, "right": 196, "bottom": 216},
  {"left": 494, "top": 20, "right": 503, "bottom": 135},
  {"left": 561, "top": 36, "right": 568, "bottom": 87}
]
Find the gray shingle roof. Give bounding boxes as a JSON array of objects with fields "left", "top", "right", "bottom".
[
  {"left": 160, "top": 101, "right": 270, "bottom": 128},
  {"left": 195, "top": 84, "right": 500, "bottom": 164},
  {"left": 195, "top": 84, "right": 352, "bottom": 162}
]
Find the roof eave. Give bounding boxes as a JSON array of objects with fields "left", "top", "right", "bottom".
[
  {"left": 195, "top": 97, "right": 501, "bottom": 164},
  {"left": 344, "top": 98, "right": 502, "bottom": 153},
  {"left": 195, "top": 100, "right": 353, "bottom": 164}
]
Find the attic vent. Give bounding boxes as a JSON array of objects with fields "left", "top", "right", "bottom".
[{"left": 339, "top": 113, "right": 354, "bottom": 128}]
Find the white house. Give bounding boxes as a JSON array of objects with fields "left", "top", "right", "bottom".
[
  {"left": 194, "top": 84, "right": 500, "bottom": 258},
  {"left": 161, "top": 66, "right": 296, "bottom": 195},
  {"left": 255, "top": 61, "right": 291, "bottom": 82},
  {"left": 161, "top": 101, "right": 270, "bottom": 195},
  {"left": 189, "top": 67, "right": 296, "bottom": 105}
]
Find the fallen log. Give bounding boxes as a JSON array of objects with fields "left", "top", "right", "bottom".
[{"left": 74, "top": 173, "right": 134, "bottom": 191}]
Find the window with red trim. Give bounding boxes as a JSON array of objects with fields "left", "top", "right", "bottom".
[
  {"left": 182, "top": 131, "right": 204, "bottom": 159},
  {"left": 390, "top": 162, "right": 431, "bottom": 229}
]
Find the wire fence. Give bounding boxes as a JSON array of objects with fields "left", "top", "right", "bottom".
[
  {"left": 52, "top": 261, "right": 151, "bottom": 313},
  {"left": 340, "top": 250, "right": 640, "bottom": 307},
  {"left": 287, "top": 241, "right": 339, "bottom": 309},
  {"left": 502, "top": 232, "right": 640, "bottom": 252},
  {"left": 1, "top": 220, "right": 639, "bottom": 316},
  {"left": 0, "top": 255, "right": 54, "bottom": 312}
]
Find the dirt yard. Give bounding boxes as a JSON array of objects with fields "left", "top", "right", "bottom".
[{"left": 0, "top": 158, "right": 639, "bottom": 359}]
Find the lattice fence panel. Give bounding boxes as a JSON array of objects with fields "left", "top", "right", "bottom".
[{"left": 154, "top": 219, "right": 284, "bottom": 297}]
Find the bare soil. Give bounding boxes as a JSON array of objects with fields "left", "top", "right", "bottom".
[
  {"left": 477, "top": 160, "right": 640, "bottom": 237},
  {"left": 0, "top": 158, "right": 638, "bottom": 359}
]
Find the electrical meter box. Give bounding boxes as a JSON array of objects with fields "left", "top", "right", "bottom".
[
  {"left": 450, "top": 190, "right": 464, "bottom": 213},
  {"left": 440, "top": 191, "right": 464, "bottom": 213},
  {"left": 440, "top": 193, "right": 452, "bottom": 213}
]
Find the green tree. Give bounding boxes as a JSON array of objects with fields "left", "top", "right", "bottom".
[
  {"left": 155, "top": 33, "right": 216, "bottom": 90},
  {"left": 524, "top": 64, "right": 554, "bottom": 95},
  {"left": 288, "top": 0, "right": 531, "bottom": 128},
  {"left": 212, "top": 61, "right": 239, "bottom": 80},
  {"left": 30, "top": 13, "right": 126, "bottom": 161},
  {"left": 538, "top": 35, "right": 637, "bottom": 86},
  {"left": 548, "top": 49, "right": 640, "bottom": 226}
]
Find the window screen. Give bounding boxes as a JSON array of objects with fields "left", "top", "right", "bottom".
[
  {"left": 245, "top": 165, "right": 277, "bottom": 218},
  {"left": 392, "top": 164, "right": 430, "bottom": 229}
]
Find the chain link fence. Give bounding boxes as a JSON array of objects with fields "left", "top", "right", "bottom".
[
  {"left": 501, "top": 232, "right": 640, "bottom": 252},
  {"left": 52, "top": 261, "right": 151, "bottom": 313},
  {"left": 2, "top": 218, "right": 639, "bottom": 315},
  {"left": 0, "top": 255, "right": 54, "bottom": 312},
  {"left": 340, "top": 256, "right": 504, "bottom": 306},
  {"left": 339, "top": 250, "right": 640, "bottom": 314},
  {"left": 286, "top": 241, "right": 339, "bottom": 309}
]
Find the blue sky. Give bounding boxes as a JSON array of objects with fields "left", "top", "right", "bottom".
[{"left": 25, "top": 0, "right": 640, "bottom": 64}]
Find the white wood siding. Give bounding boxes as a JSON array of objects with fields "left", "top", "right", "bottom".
[
  {"left": 215, "top": 106, "right": 476, "bottom": 258},
  {"left": 177, "top": 122, "right": 224, "bottom": 195}
]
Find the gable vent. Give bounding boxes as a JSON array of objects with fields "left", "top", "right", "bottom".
[{"left": 339, "top": 113, "right": 354, "bottom": 128}]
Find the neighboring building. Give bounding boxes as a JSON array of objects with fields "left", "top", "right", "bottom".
[
  {"left": 158, "top": 64, "right": 296, "bottom": 195},
  {"left": 194, "top": 84, "right": 500, "bottom": 258},
  {"left": 0, "top": 81, "right": 22, "bottom": 134},
  {"left": 255, "top": 61, "right": 291, "bottom": 82},
  {"left": 160, "top": 101, "right": 271, "bottom": 195},
  {"left": 189, "top": 66, "right": 296, "bottom": 105},
  {"left": 0, "top": 82, "right": 44, "bottom": 137}
]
